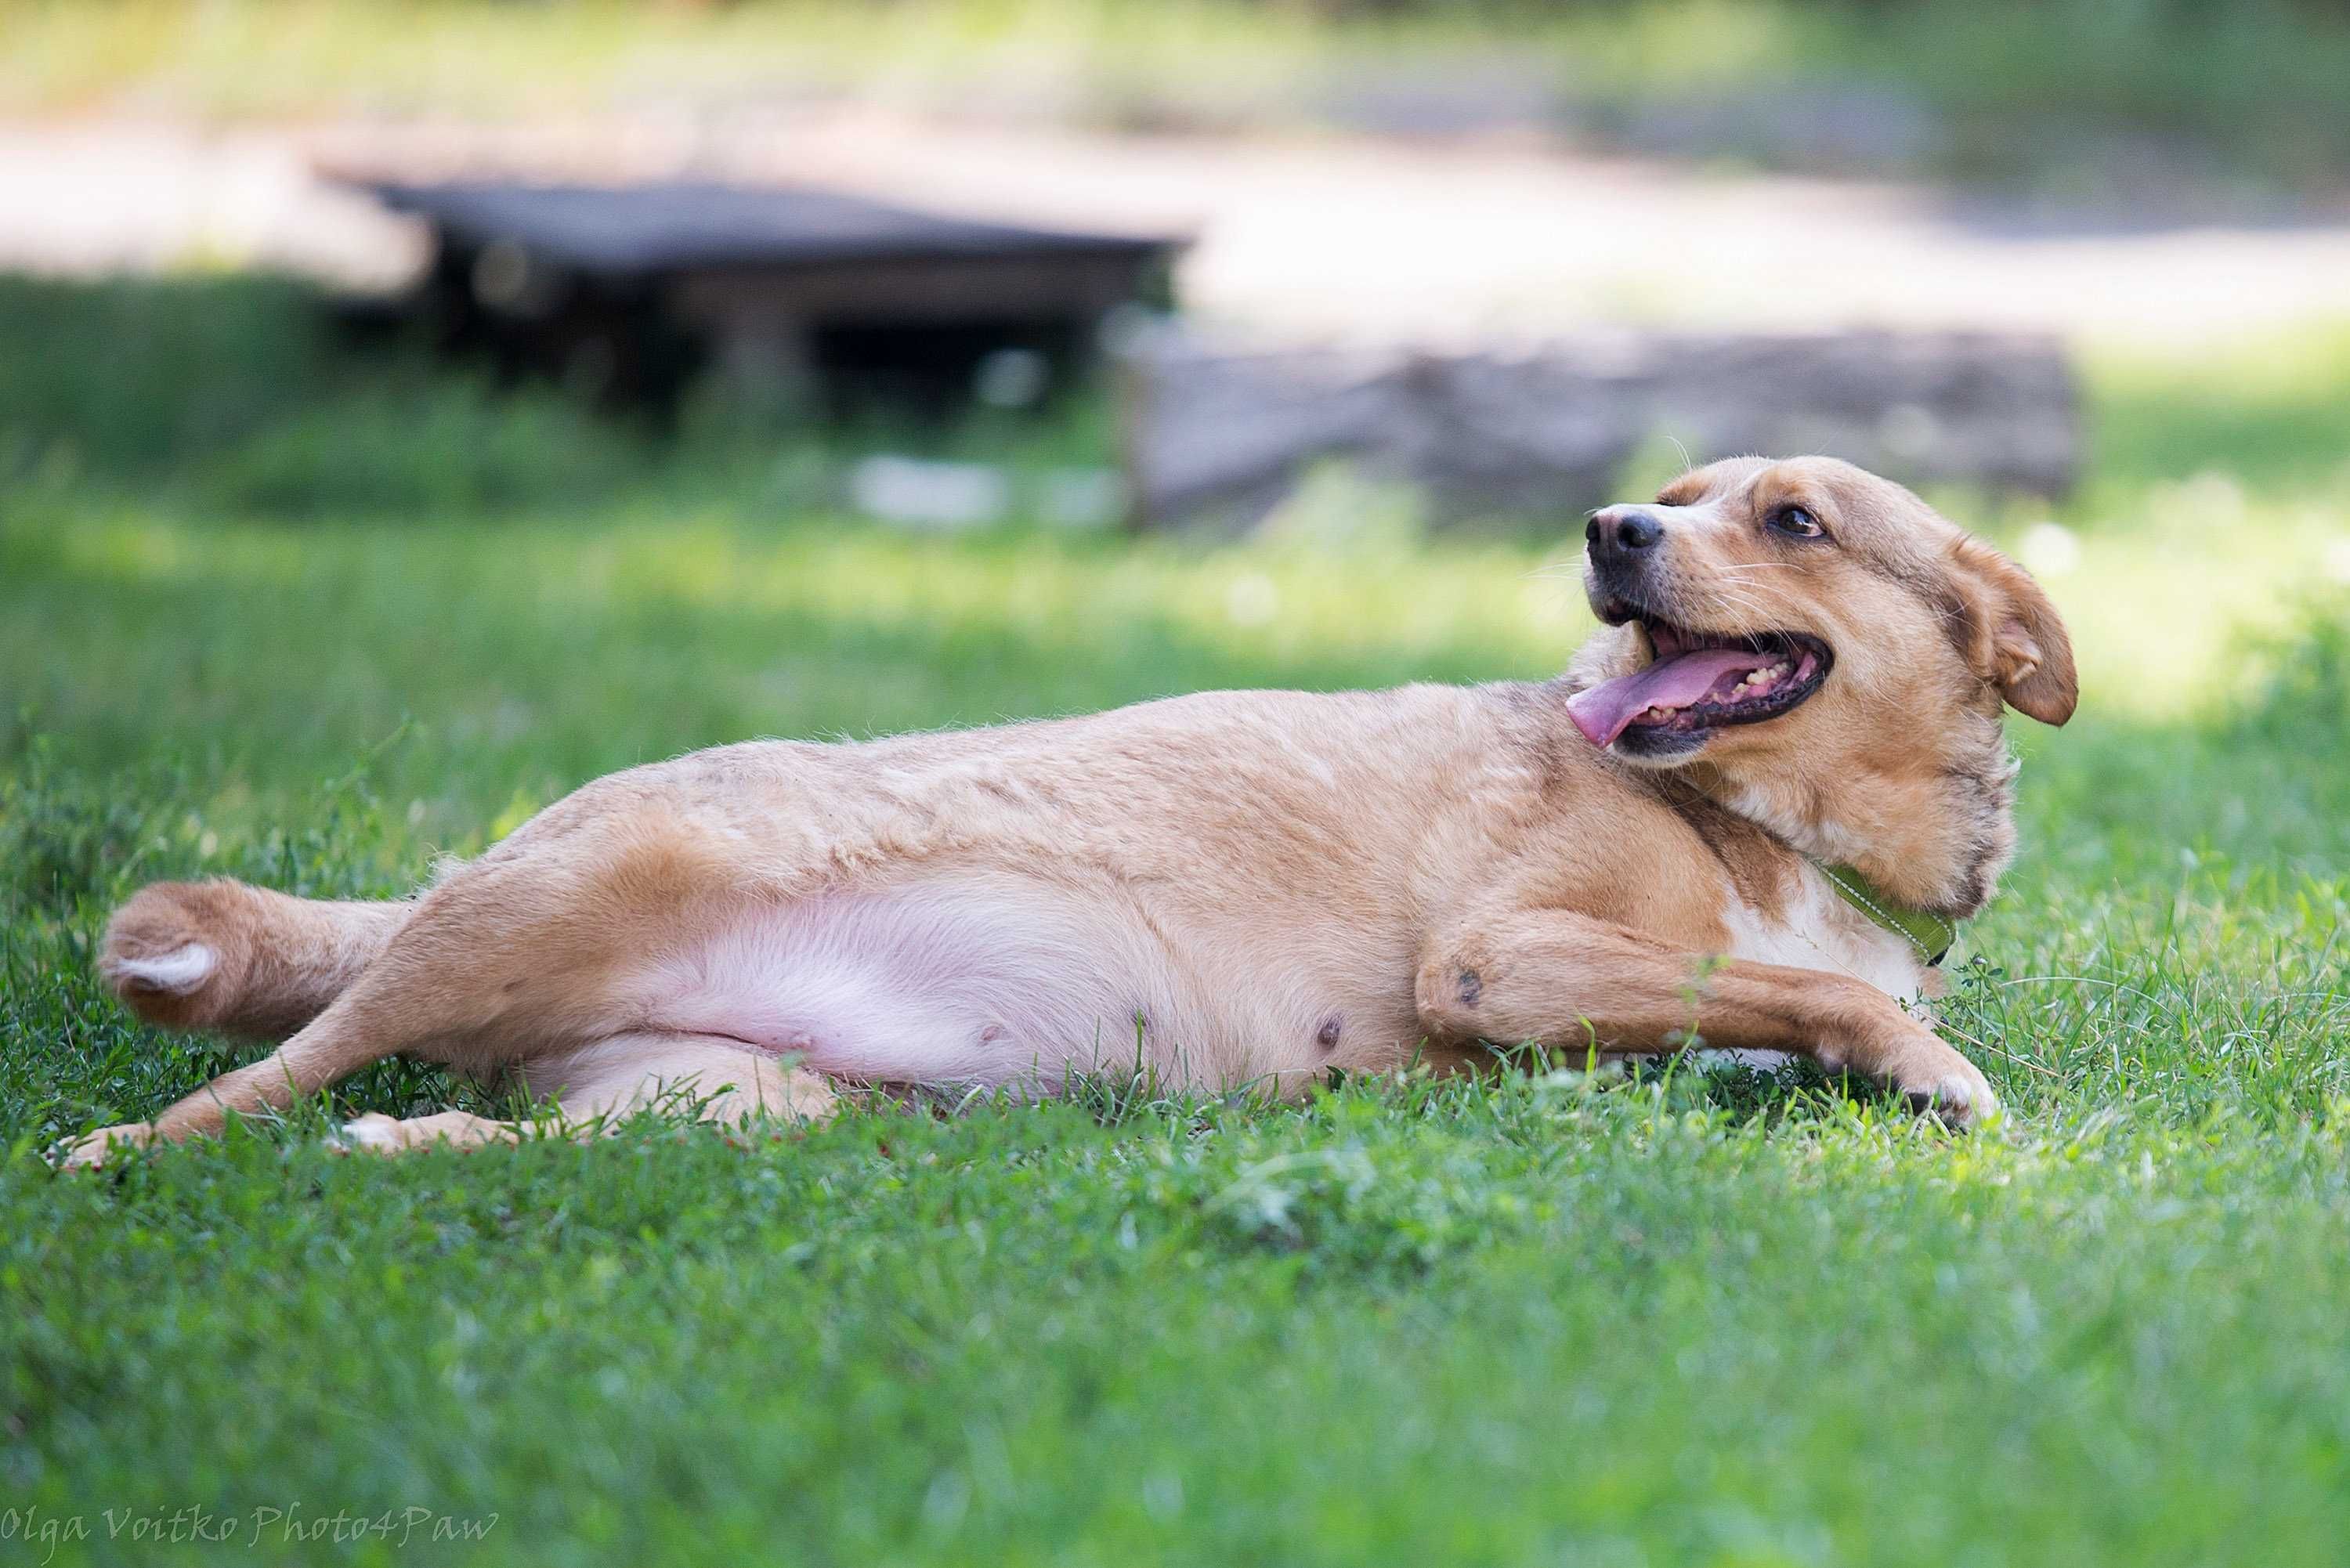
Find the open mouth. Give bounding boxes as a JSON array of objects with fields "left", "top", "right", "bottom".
[{"left": 1567, "top": 616, "right": 1833, "bottom": 753}]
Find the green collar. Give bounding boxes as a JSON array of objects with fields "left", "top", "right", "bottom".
[{"left": 1814, "top": 862, "right": 1960, "bottom": 966}]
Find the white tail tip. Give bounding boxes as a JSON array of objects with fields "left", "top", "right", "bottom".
[{"left": 111, "top": 943, "right": 217, "bottom": 995}]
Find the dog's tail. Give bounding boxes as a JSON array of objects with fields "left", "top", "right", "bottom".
[{"left": 101, "top": 880, "right": 415, "bottom": 1039}]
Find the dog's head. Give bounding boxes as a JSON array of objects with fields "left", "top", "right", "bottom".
[{"left": 1565, "top": 455, "right": 2075, "bottom": 910}]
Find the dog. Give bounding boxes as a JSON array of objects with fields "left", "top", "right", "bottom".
[{"left": 67, "top": 455, "right": 2073, "bottom": 1166}]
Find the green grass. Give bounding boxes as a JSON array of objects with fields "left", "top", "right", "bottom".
[
  {"left": 7, "top": 0, "right": 2350, "bottom": 192},
  {"left": 7, "top": 283, "right": 2350, "bottom": 1563}
]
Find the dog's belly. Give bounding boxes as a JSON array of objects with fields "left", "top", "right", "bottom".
[{"left": 631, "top": 874, "right": 1379, "bottom": 1090}]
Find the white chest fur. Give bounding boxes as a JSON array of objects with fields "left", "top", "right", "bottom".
[
  {"left": 1720, "top": 864, "right": 1935, "bottom": 1006},
  {"left": 1676, "top": 866, "right": 1936, "bottom": 1074}
]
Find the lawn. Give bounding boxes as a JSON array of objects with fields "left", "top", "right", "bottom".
[{"left": 5, "top": 285, "right": 2350, "bottom": 1564}]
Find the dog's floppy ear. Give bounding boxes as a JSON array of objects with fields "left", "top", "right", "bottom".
[{"left": 1947, "top": 535, "right": 2077, "bottom": 726}]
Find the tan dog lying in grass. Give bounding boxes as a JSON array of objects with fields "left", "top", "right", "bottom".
[{"left": 69, "top": 456, "right": 2073, "bottom": 1165}]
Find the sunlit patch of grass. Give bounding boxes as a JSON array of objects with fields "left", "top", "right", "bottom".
[{"left": 2077, "top": 320, "right": 2350, "bottom": 506}]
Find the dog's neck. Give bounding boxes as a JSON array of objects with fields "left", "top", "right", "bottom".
[{"left": 1680, "top": 714, "right": 2019, "bottom": 920}]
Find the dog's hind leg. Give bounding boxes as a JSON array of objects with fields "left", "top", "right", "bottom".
[
  {"left": 64, "top": 965, "right": 425, "bottom": 1166},
  {"left": 337, "top": 1109, "right": 519, "bottom": 1154},
  {"left": 332, "top": 1035, "right": 839, "bottom": 1156},
  {"left": 538, "top": 1034, "right": 842, "bottom": 1129},
  {"left": 68, "top": 829, "right": 822, "bottom": 1166},
  {"left": 69, "top": 869, "right": 536, "bottom": 1165},
  {"left": 101, "top": 880, "right": 414, "bottom": 1039}
]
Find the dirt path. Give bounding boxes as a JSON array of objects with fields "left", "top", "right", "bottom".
[{"left": 6, "top": 112, "right": 2347, "bottom": 346}]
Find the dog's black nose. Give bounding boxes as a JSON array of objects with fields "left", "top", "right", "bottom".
[{"left": 1587, "top": 507, "right": 1665, "bottom": 556}]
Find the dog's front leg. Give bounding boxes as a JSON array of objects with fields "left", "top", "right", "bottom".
[{"left": 1414, "top": 907, "right": 1995, "bottom": 1125}]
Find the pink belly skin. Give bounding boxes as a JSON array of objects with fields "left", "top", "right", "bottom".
[{"left": 630, "top": 876, "right": 1199, "bottom": 1089}]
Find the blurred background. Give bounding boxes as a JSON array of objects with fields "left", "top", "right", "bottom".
[{"left": 2, "top": 0, "right": 2349, "bottom": 857}]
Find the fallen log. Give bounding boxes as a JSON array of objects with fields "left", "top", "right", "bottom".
[{"left": 1119, "top": 329, "right": 2077, "bottom": 529}]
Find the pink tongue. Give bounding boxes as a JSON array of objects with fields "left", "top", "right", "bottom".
[{"left": 1567, "top": 649, "right": 1768, "bottom": 748}]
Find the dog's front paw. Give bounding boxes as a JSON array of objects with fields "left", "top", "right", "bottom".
[
  {"left": 1918, "top": 1061, "right": 1999, "bottom": 1128},
  {"left": 60, "top": 1122, "right": 155, "bottom": 1169},
  {"left": 1828, "top": 1021, "right": 2001, "bottom": 1130},
  {"left": 1885, "top": 1047, "right": 1999, "bottom": 1129}
]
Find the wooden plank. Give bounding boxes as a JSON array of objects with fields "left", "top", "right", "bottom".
[
  {"left": 369, "top": 179, "right": 1173, "bottom": 277},
  {"left": 667, "top": 253, "right": 1156, "bottom": 330}
]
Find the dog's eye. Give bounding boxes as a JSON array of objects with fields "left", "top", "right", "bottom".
[{"left": 1768, "top": 505, "right": 1824, "bottom": 540}]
